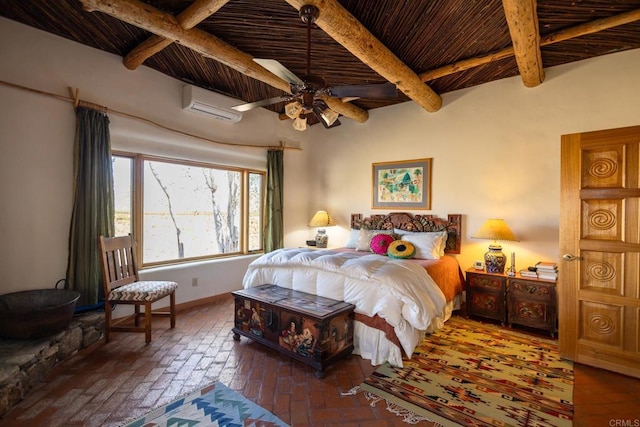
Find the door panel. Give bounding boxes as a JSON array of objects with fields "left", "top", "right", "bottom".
[{"left": 560, "top": 125, "right": 640, "bottom": 378}]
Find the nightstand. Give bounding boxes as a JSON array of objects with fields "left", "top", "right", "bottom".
[
  {"left": 465, "top": 268, "right": 558, "bottom": 337},
  {"left": 507, "top": 275, "right": 557, "bottom": 337},
  {"left": 465, "top": 268, "right": 507, "bottom": 325}
]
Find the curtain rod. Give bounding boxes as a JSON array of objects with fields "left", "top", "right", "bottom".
[{"left": 0, "top": 80, "right": 300, "bottom": 151}]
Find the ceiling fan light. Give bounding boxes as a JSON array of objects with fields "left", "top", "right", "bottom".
[
  {"left": 293, "top": 115, "right": 307, "bottom": 131},
  {"left": 285, "top": 101, "right": 303, "bottom": 119},
  {"left": 320, "top": 108, "right": 339, "bottom": 127}
]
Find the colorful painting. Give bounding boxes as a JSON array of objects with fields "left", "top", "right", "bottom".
[
  {"left": 372, "top": 158, "right": 432, "bottom": 209},
  {"left": 279, "top": 314, "right": 319, "bottom": 358}
]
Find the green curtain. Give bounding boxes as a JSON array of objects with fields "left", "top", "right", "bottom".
[
  {"left": 65, "top": 106, "right": 114, "bottom": 307},
  {"left": 263, "top": 149, "right": 284, "bottom": 252}
]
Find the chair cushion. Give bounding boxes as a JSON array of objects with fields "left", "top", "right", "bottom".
[{"left": 109, "top": 281, "right": 178, "bottom": 302}]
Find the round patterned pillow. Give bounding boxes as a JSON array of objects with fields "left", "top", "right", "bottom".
[
  {"left": 387, "top": 240, "right": 416, "bottom": 259},
  {"left": 370, "top": 233, "right": 395, "bottom": 255}
]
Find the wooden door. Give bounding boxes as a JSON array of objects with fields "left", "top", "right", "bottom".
[{"left": 559, "top": 125, "right": 640, "bottom": 378}]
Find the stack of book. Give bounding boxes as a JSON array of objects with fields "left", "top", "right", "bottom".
[
  {"left": 519, "top": 269, "right": 538, "bottom": 278},
  {"left": 535, "top": 261, "right": 558, "bottom": 281}
]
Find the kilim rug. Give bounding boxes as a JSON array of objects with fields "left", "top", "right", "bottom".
[
  {"left": 351, "top": 316, "right": 573, "bottom": 426},
  {"left": 123, "top": 381, "right": 289, "bottom": 427}
]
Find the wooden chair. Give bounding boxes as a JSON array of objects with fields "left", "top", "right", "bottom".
[{"left": 98, "top": 234, "right": 177, "bottom": 344}]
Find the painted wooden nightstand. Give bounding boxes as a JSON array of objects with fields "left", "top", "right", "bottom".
[
  {"left": 465, "top": 268, "right": 507, "bottom": 324},
  {"left": 507, "top": 275, "right": 557, "bottom": 337},
  {"left": 465, "top": 268, "right": 558, "bottom": 337}
]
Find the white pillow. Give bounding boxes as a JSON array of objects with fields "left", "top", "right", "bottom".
[
  {"left": 393, "top": 228, "right": 409, "bottom": 237},
  {"left": 401, "top": 230, "right": 447, "bottom": 259},
  {"left": 343, "top": 229, "right": 360, "bottom": 248},
  {"left": 395, "top": 228, "right": 448, "bottom": 256},
  {"left": 356, "top": 229, "right": 394, "bottom": 251}
]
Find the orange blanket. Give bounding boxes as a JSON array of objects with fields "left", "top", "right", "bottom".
[{"left": 411, "top": 255, "right": 465, "bottom": 302}]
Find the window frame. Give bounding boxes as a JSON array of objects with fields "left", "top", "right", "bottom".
[{"left": 112, "top": 151, "right": 265, "bottom": 268}]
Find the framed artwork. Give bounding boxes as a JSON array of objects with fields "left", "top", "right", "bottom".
[{"left": 372, "top": 158, "right": 432, "bottom": 210}]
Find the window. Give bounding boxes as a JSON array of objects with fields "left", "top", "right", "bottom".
[
  {"left": 113, "top": 153, "right": 264, "bottom": 267},
  {"left": 113, "top": 156, "right": 133, "bottom": 237},
  {"left": 248, "top": 172, "right": 263, "bottom": 252}
]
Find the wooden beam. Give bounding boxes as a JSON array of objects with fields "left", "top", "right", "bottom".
[
  {"left": 322, "top": 96, "right": 368, "bottom": 123},
  {"left": 124, "top": 0, "right": 231, "bottom": 70},
  {"left": 420, "top": 8, "right": 640, "bottom": 83},
  {"left": 283, "top": 0, "right": 442, "bottom": 113},
  {"left": 80, "top": 0, "right": 368, "bottom": 122},
  {"left": 81, "top": 0, "right": 288, "bottom": 91},
  {"left": 124, "top": 37, "right": 177, "bottom": 70},
  {"left": 541, "top": 8, "right": 640, "bottom": 46},
  {"left": 420, "top": 46, "right": 515, "bottom": 82},
  {"left": 502, "top": 0, "right": 544, "bottom": 87}
]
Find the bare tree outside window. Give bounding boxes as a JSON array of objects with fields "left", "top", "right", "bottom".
[
  {"left": 149, "top": 162, "right": 184, "bottom": 259},
  {"left": 203, "top": 169, "right": 240, "bottom": 253}
]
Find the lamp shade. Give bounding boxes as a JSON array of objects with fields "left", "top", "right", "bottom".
[
  {"left": 285, "top": 101, "right": 303, "bottom": 119},
  {"left": 293, "top": 115, "right": 307, "bottom": 131},
  {"left": 319, "top": 108, "right": 339, "bottom": 127},
  {"left": 471, "top": 219, "right": 518, "bottom": 274},
  {"left": 308, "top": 211, "right": 335, "bottom": 227},
  {"left": 471, "top": 219, "right": 518, "bottom": 242}
]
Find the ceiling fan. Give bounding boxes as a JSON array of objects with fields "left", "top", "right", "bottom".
[{"left": 231, "top": 4, "right": 398, "bottom": 131}]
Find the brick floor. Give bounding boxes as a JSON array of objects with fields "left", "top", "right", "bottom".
[{"left": 1, "top": 294, "right": 639, "bottom": 426}]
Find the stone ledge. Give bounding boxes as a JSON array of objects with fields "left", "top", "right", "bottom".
[{"left": 0, "top": 311, "right": 104, "bottom": 416}]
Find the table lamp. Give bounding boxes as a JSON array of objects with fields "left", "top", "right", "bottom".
[
  {"left": 471, "top": 219, "right": 518, "bottom": 273},
  {"left": 308, "top": 210, "right": 335, "bottom": 248}
]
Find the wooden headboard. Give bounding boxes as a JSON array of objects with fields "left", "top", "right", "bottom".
[{"left": 350, "top": 212, "right": 462, "bottom": 254}]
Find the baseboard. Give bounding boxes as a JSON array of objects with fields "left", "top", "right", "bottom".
[
  {"left": 175, "top": 292, "right": 232, "bottom": 312},
  {"left": 112, "top": 292, "right": 234, "bottom": 319}
]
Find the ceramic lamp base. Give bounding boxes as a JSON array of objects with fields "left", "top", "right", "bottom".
[
  {"left": 484, "top": 245, "right": 506, "bottom": 273},
  {"left": 315, "top": 229, "right": 328, "bottom": 248}
]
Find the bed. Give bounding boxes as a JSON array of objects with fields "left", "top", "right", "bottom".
[{"left": 242, "top": 212, "right": 465, "bottom": 367}]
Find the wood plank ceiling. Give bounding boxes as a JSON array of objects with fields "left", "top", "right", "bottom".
[{"left": 2, "top": 0, "right": 639, "bottom": 128}]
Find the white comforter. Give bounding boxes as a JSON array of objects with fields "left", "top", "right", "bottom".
[{"left": 242, "top": 248, "right": 447, "bottom": 364}]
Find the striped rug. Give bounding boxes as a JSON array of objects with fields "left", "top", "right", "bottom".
[{"left": 355, "top": 316, "right": 573, "bottom": 426}]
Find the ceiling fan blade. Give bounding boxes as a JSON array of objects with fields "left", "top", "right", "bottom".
[
  {"left": 254, "top": 58, "right": 305, "bottom": 85},
  {"left": 328, "top": 82, "right": 397, "bottom": 99},
  {"left": 231, "top": 96, "right": 290, "bottom": 112}
]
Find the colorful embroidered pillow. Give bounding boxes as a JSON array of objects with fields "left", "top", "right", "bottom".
[
  {"left": 387, "top": 240, "right": 416, "bottom": 259},
  {"left": 356, "top": 229, "right": 394, "bottom": 251},
  {"left": 370, "top": 233, "right": 395, "bottom": 255}
]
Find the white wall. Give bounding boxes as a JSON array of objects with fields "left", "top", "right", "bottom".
[
  {"left": 294, "top": 49, "right": 640, "bottom": 272},
  {"left": 0, "top": 18, "right": 310, "bottom": 309},
  {"left": 2, "top": 16, "right": 639, "bottom": 307}
]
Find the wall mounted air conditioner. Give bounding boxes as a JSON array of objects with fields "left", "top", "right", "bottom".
[{"left": 182, "top": 85, "right": 243, "bottom": 123}]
